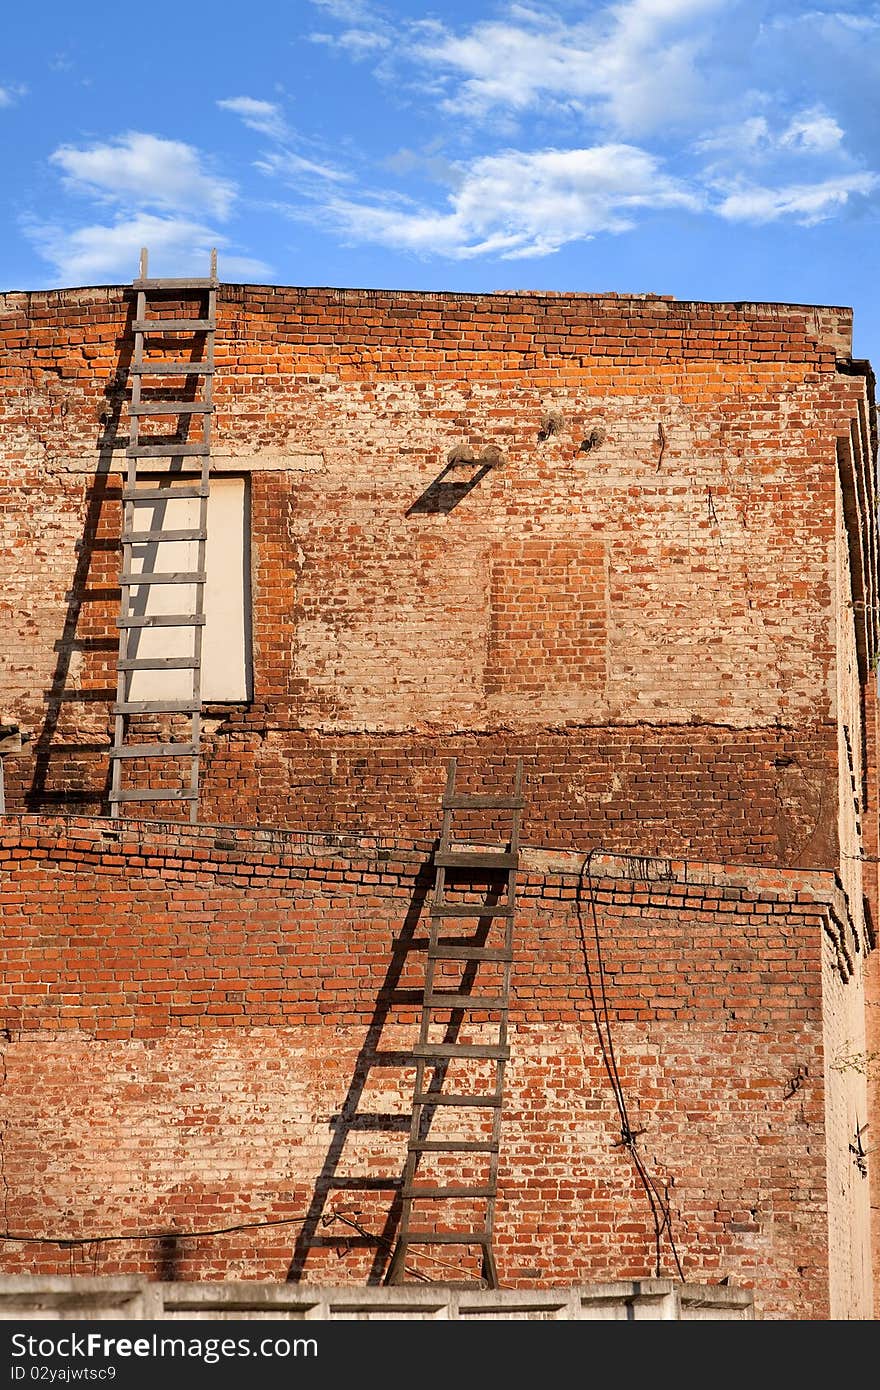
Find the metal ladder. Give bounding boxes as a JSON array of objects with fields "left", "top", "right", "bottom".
[
  {"left": 385, "top": 757, "right": 523, "bottom": 1288},
  {"left": 109, "top": 247, "right": 217, "bottom": 822}
]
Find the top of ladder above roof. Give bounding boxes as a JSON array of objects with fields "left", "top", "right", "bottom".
[{"left": 132, "top": 246, "right": 218, "bottom": 292}]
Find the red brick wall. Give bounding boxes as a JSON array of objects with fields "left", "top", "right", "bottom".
[
  {"left": 486, "top": 539, "right": 607, "bottom": 698},
  {"left": 1, "top": 285, "right": 877, "bottom": 1315},
  {"left": 0, "top": 285, "right": 873, "bottom": 875},
  {"left": 3, "top": 724, "right": 839, "bottom": 864},
  {"left": 0, "top": 816, "right": 870, "bottom": 1319}
]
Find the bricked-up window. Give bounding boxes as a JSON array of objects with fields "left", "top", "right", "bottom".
[
  {"left": 126, "top": 475, "right": 252, "bottom": 703},
  {"left": 486, "top": 539, "right": 607, "bottom": 697}
]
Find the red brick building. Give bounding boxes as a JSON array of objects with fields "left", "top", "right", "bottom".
[{"left": 0, "top": 282, "right": 876, "bottom": 1318}]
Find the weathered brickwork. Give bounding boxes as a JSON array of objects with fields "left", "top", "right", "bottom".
[
  {"left": 1, "top": 718, "right": 843, "bottom": 869},
  {"left": 486, "top": 539, "right": 607, "bottom": 705},
  {"left": 0, "top": 818, "right": 870, "bottom": 1319},
  {"left": 0, "top": 284, "right": 877, "bottom": 1315},
  {"left": 0, "top": 287, "right": 874, "bottom": 851}
]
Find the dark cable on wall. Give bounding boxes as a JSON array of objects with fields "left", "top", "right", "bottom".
[
  {"left": 575, "top": 850, "right": 686, "bottom": 1282},
  {"left": 0, "top": 1214, "right": 311, "bottom": 1246},
  {"left": 323, "top": 1208, "right": 496, "bottom": 1286}
]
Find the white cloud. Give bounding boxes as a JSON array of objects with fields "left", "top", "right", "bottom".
[
  {"left": 309, "top": 15, "right": 392, "bottom": 58},
  {"left": 50, "top": 133, "right": 235, "bottom": 219},
  {"left": 696, "top": 116, "right": 772, "bottom": 160},
  {"left": 408, "top": 0, "right": 725, "bottom": 134},
  {"left": 299, "top": 1, "right": 874, "bottom": 237},
  {"left": 247, "top": 2, "right": 879, "bottom": 260},
  {"left": 308, "top": 0, "right": 391, "bottom": 57},
  {"left": 309, "top": 0, "right": 374, "bottom": 18},
  {"left": 305, "top": 0, "right": 726, "bottom": 131},
  {"left": 26, "top": 212, "right": 271, "bottom": 285},
  {"left": 322, "top": 143, "right": 701, "bottom": 259},
  {"left": 716, "top": 172, "right": 879, "bottom": 225},
  {"left": 697, "top": 105, "right": 846, "bottom": 164},
  {"left": 751, "top": 7, "right": 880, "bottom": 162},
  {"left": 255, "top": 150, "right": 350, "bottom": 183},
  {"left": 0, "top": 83, "right": 27, "bottom": 107},
  {"left": 382, "top": 143, "right": 458, "bottom": 186},
  {"left": 218, "top": 96, "right": 289, "bottom": 141},
  {"left": 779, "top": 108, "right": 844, "bottom": 155},
  {"left": 332, "top": 27, "right": 390, "bottom": 54},
  {"left": 218, "top": 95, "right": 350, "bottom": 185}
]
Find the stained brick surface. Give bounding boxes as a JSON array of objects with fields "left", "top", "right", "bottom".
[
  {"left": 0, "top": 817, "right": 866, "bottom": 1319},
  {"left": 0, "top": 284, "right": 877, "bottom": 1318},
  {"left": 0, "top": 285, "right": 873, "bottom": 862}
]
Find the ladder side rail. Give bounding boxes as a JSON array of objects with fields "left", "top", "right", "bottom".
[
  {"left": 388, "top": 760, "right": 457, "bottom": 1282},
  {"left": 398, "top": 768, "right": 456, "bottom": 1226},
  {"left": 480, "top": 758, "right": 522, "bottom": 1285},
  {"left": 509, "top": 758, "right": 523, "bottom": 854},
  {"left": 393, "top": 867, "right": 444, "bottom": 1262},
  {"left": 111, "top": 285, "right": 146, "bottom": 815},
  {"left": 187, "top": 282, "right": 214, "bottom": 823},
  {"left": 482, "top": 873, "right": 517, "bottom": 1286},
  {"left": 110, "top": 248, "right": 218, "bottom": 820},
  {"left": 387, "top": 757, "right": 522, "bottom": 1289}
]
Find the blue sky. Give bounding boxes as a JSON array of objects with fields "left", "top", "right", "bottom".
[{"left": 3, "top": 0, "right": 880, "bottom": 364}]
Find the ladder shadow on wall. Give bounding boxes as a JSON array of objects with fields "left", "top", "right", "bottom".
[
  {"left": 286, "top": 855, "right": 498, "bottom": 1285},
  {"left": 405, "top": 461, "right": 493, "bottom": 516},
  {"left": 26, "top": 313, "right": 136, "bottom": 813},
  {"left": 26, "top": 307, "right": 201, "bottom": 814}
]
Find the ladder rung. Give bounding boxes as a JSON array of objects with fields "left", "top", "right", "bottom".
[
  {"left": 429, "top": 946, "right": 513, "bottom": 962},
  {"left": 117, "top": 614, "right": 205, "bottom": 629},
  {"left": 434, "top": 851, "right": 518, "bottom": 870},
  {"left": 430, "top": 903, "right": 513, "bottom": 918},
  {"left": 108, "top": 788, "right": 198, "bottom": 803},
  {"left": 443, "top": 794, "right": 524, "bottom": 810},
  {"left": 113, "top": 700, "right": 200, "bottom": 714},
  {"left": 396, "top": 1232, "right": 490, "bottom": 1245},
  {"left": 131, "top": 362, "right": 214, "bottom": 375},
  {"left": 129, "top": 403, "right": 212, "bottom": 416},
  {"left": 413, "top": 1043, "right": 509, "bottom": 1061},
  {"left": 123, "top": 486, "right": 209, "bottom": 500},
  {"left": 118, "top": 657, "right": 199, "bottom": 671},
  {"left": 413, "top": 1093, "right": 502, "bottom": 1108},
  {"left": 123, "top": 529, "right": 207, "bottom": 543},
  {"left": 408, "top": 1140, "right": 496, "bottom": 1153},
  {"left": 133, "top": 278, "right": 216, "bottom": 290},
  {"left": 425, "top": 993, "right": 507, "bottom": 1010},
  {"left": 120, "top": 571, "right": 206, "bottom": 585},
  {"left": 109, "top": 743, "right": 198, "bottom": 759},
  {"left": 127, "top": 444, "right": 210, "bottom": 458},
  {"left": 133, "top": 318, "right": 214, "bottom": 332},
  {"left": 406, "top": 1187, "right": 495, "bottom": 1200}
]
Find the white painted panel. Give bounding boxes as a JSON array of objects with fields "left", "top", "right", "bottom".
[
  {"left": 127, "top": 477, "right": 250, "bottom": 703},
  {"left": 203, "top": 477, "right": 250, "bottom": 701}
]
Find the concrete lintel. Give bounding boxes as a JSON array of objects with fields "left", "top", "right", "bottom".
[
  {"left": 0, "top": 1275, "right": 754, "bottom": 1320},
  {"left": 0, "top": 1275, "right": 162, "bottom": 1320},
  {"left": 62, "top": 452, "right": 325, "bottom": 475}
]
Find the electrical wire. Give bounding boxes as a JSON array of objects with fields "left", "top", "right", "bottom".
[
  {"left": 576, "top": 850, "right": 686, "bottom": 1282},
  {"left": 0, "top": 1214, "right": 311, "bottom": 1246},
  {"left": 0, "top": 1208, "right": 495, "bottom": 1287},
  {"left": 4, "top": 850, "right": 685, "bottom": 1285},
  {"left": 323, "top": 1208, "right": 495, "bottom": 1286}
]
